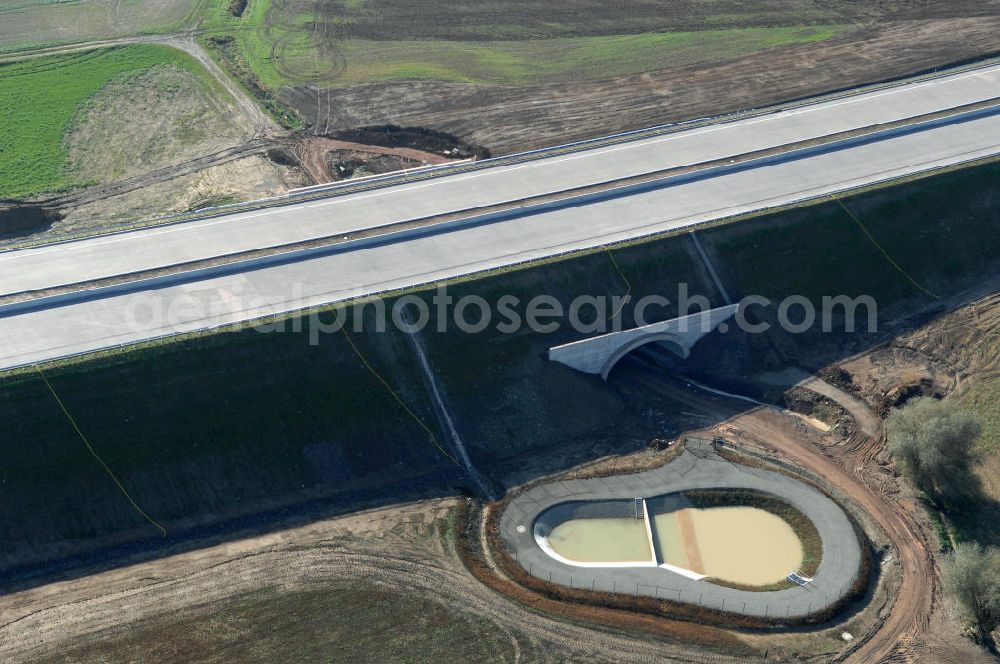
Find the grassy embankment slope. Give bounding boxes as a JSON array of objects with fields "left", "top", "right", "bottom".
[
  {"left": 0, "top": 44, "right": 222, "bottom": 200},
  {"left": 3, "top": 160, "right": 1000, "bottom": 575},
  {"left": 695, "top": 160, "right": 1000, "bottom": 546},
  {"left": 0, "top": 0, "right": 203, "bottom": 53},
  {"left": 0, "top": 234, "right": 713, "bottom": 569},
  {"left": 702, "top": 165, "right": 1000, "bottom": 319}
]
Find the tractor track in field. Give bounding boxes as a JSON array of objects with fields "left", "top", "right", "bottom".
[
  {"left": 34, "top": 140, "right": 274, "bottom": 209},
  {"left": 0, "top": 358, "right": 955, "bottom": 663},
  {"left": 0, "top": 501, "right": 750, "bottom": 664},
  {"left": 2, "top": 33, "right": 284, "bottom": 211},
  {"left": 2, "top": 31, "right": 457, "bottom": 214}
]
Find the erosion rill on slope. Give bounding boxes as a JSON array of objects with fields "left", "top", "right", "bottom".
[{"left": 402, "top": 306, "right": 495, "bottom": 499}]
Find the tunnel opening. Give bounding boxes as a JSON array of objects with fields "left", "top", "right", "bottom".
[{"left": 600, "top": 334, "right": 687, "bottom": 380}]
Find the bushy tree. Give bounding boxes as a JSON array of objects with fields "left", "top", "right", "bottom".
[
  {"left": 886, "top": 397, "right": 982, "bottom": 501},
  {"left": 942, "top": 542, "right": 1000, "bottom": 650}
]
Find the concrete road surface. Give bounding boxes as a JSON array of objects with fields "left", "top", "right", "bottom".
[
  {"left": 1, "top": 105, "right": 998, "bottom": 370},
  {"left": 1, "top": 63, "right": 999, "bottom": 296}
]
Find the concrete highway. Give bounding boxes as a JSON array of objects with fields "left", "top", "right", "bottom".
[
  {"left": 2, "top": 62, "right": 1000, "bottom": 296},
  {"left": 1, "top": 100, "right": 999, "bottom": 369}
]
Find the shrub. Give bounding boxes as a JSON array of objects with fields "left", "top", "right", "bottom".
[
  {"left": 886, "top": 397, "right": 982, "bottom": 502},
  {"left": 942, "top": 542, "right": 1000, "bottom": 651}
]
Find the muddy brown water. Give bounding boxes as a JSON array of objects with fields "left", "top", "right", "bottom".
[
  {"left": 546, "top": 507, "right": 802, "bottom": 585},
  {"left": 656, "top": 507, "right": 803, "bottom": 585},
  {"left": 547, "top": 518, "right": 651, "bottom": 563}
]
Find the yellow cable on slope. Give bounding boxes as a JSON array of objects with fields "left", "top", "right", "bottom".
[
  {"left": 339, "top": 327, "right": 460, "bottom": 466},
  {"left": 606, "top": 248, "right": 632, "bottom": 320},
  {"left": 835, "top": 197, "right": 940, "bottom": 300},
  {"left": 33, "top": 365, "right": 167, "bottom": 537}
]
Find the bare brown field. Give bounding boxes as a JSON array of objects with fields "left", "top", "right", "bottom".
[
  {"left": 286, "top": 17, "right": 1000, "bottom": 154},
  {"left": 0, "top": 500, "right": 754, "bottom": 664},
  {"left": 0, "top": 0, "right": 201, "bottom": 53}
]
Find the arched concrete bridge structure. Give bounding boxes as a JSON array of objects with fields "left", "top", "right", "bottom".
[{"left": 548, "top": 305, "right": 739, "bottom": 379}]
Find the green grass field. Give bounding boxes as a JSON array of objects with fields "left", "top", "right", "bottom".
[
  {"left": 314, "top": 0, "right": 851, "bottom": 40},
  {"left": 199, "top": 0, "right": 851, "bottom": 94},
  {"left": 955, "top": 375, "right": 1000, "bottom": 546},
  {"left": 961, "top": 380, "right": 1000, "bottom": 455},
  {"left": 334, "top": 26, "right": 847, "bottom": 86},
  {"left": 0, "top": 44, "right": 216, "bottom": 199}
]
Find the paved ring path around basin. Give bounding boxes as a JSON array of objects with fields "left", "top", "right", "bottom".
[{"left": 499, "top": 441, "right": 862, "bottom": 619}]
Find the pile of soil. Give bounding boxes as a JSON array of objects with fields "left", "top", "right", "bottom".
[
  {"left": 325, "top": 150, "right": 422, "bottom": 180},
  {"left": 329, "top": 125, "right": 490, "bottom": 160},
  {"left": 874, "top": 378, "right": 943, "bottom": 416},
  {"left": 229, "top": 0, "right": 248, "bottom": 17},
  {"left": 265, "top": 147, "right": 299, "bottom": 167},
  {"left": 0, "top": 206, "right": 60, "bottom": 238},
  {"left": 784, "top": 386, "right": 852, "bottom": 433}
]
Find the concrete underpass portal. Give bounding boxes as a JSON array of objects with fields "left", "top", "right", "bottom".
[{"left": 547, "top": 304, "right": 739, "bottom": 379}]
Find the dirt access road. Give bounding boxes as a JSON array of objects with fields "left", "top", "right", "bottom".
[
  {"left": 4, "top": 374, "right": 929, "bottom": 663},
  {"left": 718, "top": 409, "right": 932, "bottom": 663},
  {"left": 0, "top": 362, "right": 976, "bottom": 662},
  {"left": 617, "top": 362, "right": 957, "bottom": 663},
  {"left": 292, "top": 136, "right": 463, "bottom": 184}
]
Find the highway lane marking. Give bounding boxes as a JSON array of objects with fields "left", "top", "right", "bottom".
[
  {"left": 11, "top": 126, "right": 999, "bottom": 337},
  {"left": 4, "top": 133, "right": 999, "bottom": 370},
  {"left": 1, "top": 64, "right": 997, "bottom": 271},
  {"left": 5, "top": 98, "right": 1000, "bottom": 293},
  {"left": 3, "top": 112, "right": 999, "bottom": 302}
]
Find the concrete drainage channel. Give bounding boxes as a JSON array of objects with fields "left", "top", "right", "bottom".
[{"left": 499, "top": 440, "right": 862, "bottom": 619}]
